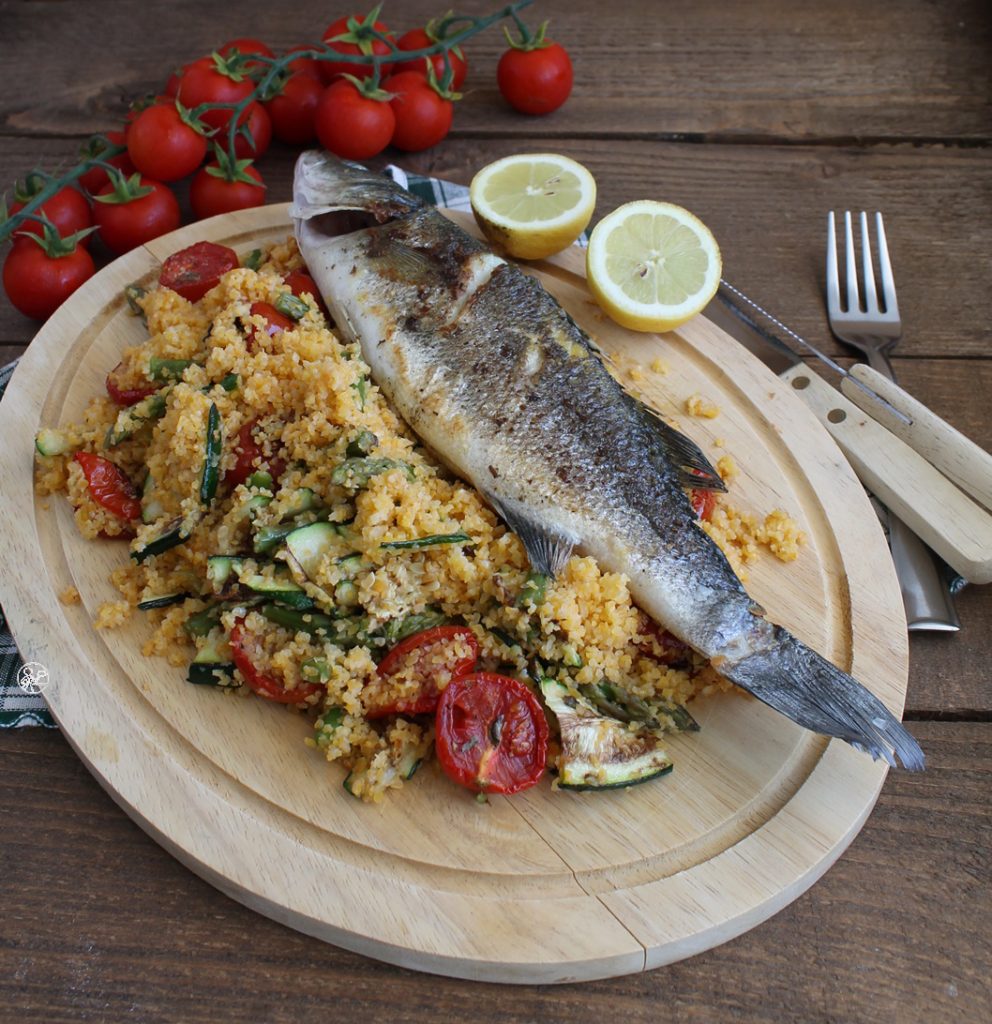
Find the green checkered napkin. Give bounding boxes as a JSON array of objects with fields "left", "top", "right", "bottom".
[{"left": 0, "top": 168, "right": 588, "bottom": 728}]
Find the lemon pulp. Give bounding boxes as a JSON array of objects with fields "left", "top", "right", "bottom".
[
  {"left": 586, "top": 201, "right": 722, "bottom": 333},
  {"left": 470, "top": 154, "right": 596, "bottom": 260}
]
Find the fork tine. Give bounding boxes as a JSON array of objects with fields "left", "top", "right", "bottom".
[
  {"left": 859, "top": 211, "right": 878, "bottom": 312},
  {"left": 826, "top": 211, "right": 841, "bottom": 314},
  {"left": 875, "top": 212, "right": 900, "bottom": 318},
  {"left": 843, "top": 210, "right": 860, "bottom": 312}
]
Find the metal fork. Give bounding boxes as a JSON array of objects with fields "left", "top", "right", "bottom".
[{"left": 826, "top": 210, "right": 960, "bottom": 631}]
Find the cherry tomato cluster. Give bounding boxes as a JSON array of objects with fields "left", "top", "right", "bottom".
[{"left": 1, "top": 2, "right": 573, "bottom": 321}]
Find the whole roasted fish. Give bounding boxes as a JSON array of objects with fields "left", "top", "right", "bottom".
[{"left": 291, "top": 150, "right": 923, "bottom": 771}]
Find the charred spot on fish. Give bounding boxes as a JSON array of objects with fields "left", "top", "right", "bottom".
[
  {"left": 350, "top": 265, "right": 357, "bottom": 275},
  {"left": 556, "top": 466, "right": 571, "bottom": 483},
  {"left": 404, "top": 315, "right": 419, "bottom": 331},
  {"left": 488, "top": 465, "right": 500, "bottom": 478}
]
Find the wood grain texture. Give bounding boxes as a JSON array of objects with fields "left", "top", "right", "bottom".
[
  {"left": 0, "top": 204, "right": 913, "bottom": 982},
  {"left": 0, "top": 723, "right": 987, "bottom": 1023},
  {"left": 1, "top": 0, "right": 989, "bottom": 143},
  {"left": 3, "top": 137, "right": 991, "bottom": 360}
]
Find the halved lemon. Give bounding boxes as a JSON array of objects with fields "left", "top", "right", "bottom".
[
  {"left": 586, "top": 200, "right": 722, "bottom": 333},
  {"left": 469, "top": 154, "right": 596, "bottom": 260}
]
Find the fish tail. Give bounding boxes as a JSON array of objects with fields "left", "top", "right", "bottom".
[{"left": 726, "top": 626, "right": 924, "bottom": 771}]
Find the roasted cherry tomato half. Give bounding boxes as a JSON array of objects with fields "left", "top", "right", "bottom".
[
  {"left": 366, "top": 625, "right": 479, "bottom": 719},
  {"left": 244, "top": 301, "right": 293, "bottom": 352},
  {"left": 73, "top": 452, "right": 142, "bottom": 521},
  {"left": 435, "top": 672, "right": 548, "bottom": 795},
  {"left": 229, "top": 616, "right": 323, "bottom": 704},
  {"left": 227, "top": 418, "right": 286, "bottom": 489},
  {"left": 159, "top": 241, "right": 239, "bottom": 302},
  {"left": 105, "top": 361, "right": 156, "bottom": 406}
]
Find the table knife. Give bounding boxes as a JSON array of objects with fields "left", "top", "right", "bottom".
[{"left": 703, "top": 288, "right": 977, "bottom": 628}]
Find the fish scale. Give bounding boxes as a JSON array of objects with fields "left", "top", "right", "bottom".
[{"left": 291, "top": 150, "right": 924, "bottom": 772}]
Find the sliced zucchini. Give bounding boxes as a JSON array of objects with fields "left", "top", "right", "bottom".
[
  {"left": 285, "top": 521, "right": 337, "bottom": 578},
  {"left": 206, "top": 555, "right": 245, "bottom": 588},
  {"left": 140, "top": 473, "right": 166, "bottom": 524},
  {"left": 35, "top": 427, "right": 73, "bottom": 457},
  {"left": 334, "top": 580, "right": 360, "bottom": 607},
  {"left": 246, "top": 470, "right": 273, "bottom": 490},
  {"left": 132, "top": 516, "right": 190, "bottom": 563},
  {"left": 105, "top": 390, "right": 168, "bottom": 447},
  {"left": 351, "top": 375, "right": 369, "bottom": 411},
  {"left": 302, "top": 659, "right": 332, "bottom": 684},
  {"left": 239, "top": 571, "right": 314, "bottom": 609},
  {"left": 336, "top": 552, "right": 364, "bottom": 576},
  {"left": 137, "top": 592, "right": 188, "bottom": 611},
  {"left": 540, "top": 679, "right": 674, "bottom": 790},
  {"left": 187, "top": 630, "right": 236, "bottom": 687}
]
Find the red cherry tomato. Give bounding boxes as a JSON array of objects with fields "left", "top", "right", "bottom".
[
  {"left": 126, "top": 103, "right": 208, "bottom": 182},
  {"left": 395, "top": 27, "right": 467, "bottom": 89},
  {"left": 320, "top": 13, "right": 394, "bottom": 82},
  {"left": 164, "top": 66, "right": 184, "bottom": 97},
  {"left": 435, "top": 672, "right": 548, "bottom": 795},
  {"left": 244, "top": 300, "right": 293, "bottom": 352},
  {"left": 177, "top": 55, "right": 256, "bottom": 133},
  {"left": 73, "top": 452, "right": 142, "bottom": 522},
  {"left": 229, "top": 616, "right": 323, "bottom": 704},
  {"left": 367, "top": 625, "right": 479, "bottom": 718},
  {"left": 159, "top": 241, "right": 239, "bottom": 302},
  {"left": 315, "top": 79, "right": 395, "bottom": 160},
  {"left": 190, "top": 162, "right": 265, "bottom": 219},
  {"left": 78, "top": 131, "right": 135, "bottom": 196},
  {"left": 232, "top": 102, "right": 272, "bottom": 160},
  {"left": 2, "top": 238, "right": 95, "bottom": 320},
  {"left": 218, "top": 37, "right": 274, "bottom": 61},
  {"left": 227, "top": 418, "right": 286, "bottom": 489},
  {"left": 690, "top": 488, "right": 717, "bottom": 521},
  {"left": 8, "top": 186, "right": 92, "bottom": 247},
  {"left": 284, "top": 45, "right": 323, "bottom": 79},
  {"left": 497, "top": 41, "right": 573, "bottom": 116},
  {"left": 264, "top": 73, "right": 323, "bottom": 144},
  {"left": 105, "top": 361, "right": 156, "bottom": 406},
  {"left": 93, "top": 176, "right": 181, "bottom": 255},
  {"left": 386, "top": 71, "right": 453, "bottom": 152}
]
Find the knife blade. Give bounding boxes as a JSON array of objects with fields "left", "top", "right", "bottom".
[{"left": 704, "top": 285, "right": 962, "bottom": 631}]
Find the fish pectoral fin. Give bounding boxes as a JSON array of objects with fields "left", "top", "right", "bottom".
[
  {"left": 635, "top": 400, "right": 727, "bottom": 491},
  {"left": 487, "top": 496, "right": 576, "bottom": 578}
]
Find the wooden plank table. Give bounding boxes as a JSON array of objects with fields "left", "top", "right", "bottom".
[{"left": 0, "top": 0, "right": 989, "bottom": 1019}]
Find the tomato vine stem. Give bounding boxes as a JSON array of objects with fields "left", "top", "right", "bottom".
[{"left": 0, "top": 0, "right": 536, "bottom": 246}]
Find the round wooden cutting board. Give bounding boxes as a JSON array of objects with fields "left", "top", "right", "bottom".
[{"left": 0, "top": 203, "right": 908, "bottom": 984}]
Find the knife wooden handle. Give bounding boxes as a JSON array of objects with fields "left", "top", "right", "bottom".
[
  {"left": 841, "top": 363, "right": 992, "bottom": 512},
  {"left": 779, "top": 364, "right": 992, "bottom": 584}
]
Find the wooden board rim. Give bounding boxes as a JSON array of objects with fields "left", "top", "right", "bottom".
[{"left": 0, "top": 202, "right": 908, "bottom": 983}]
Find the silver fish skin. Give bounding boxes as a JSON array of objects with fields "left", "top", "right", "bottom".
[{"left": 291, "top": 150, "right": 923, "bottom": 771}]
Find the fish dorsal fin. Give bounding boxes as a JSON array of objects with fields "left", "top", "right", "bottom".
[
  {"left": 634, "top": 399, "right": 726, "bottom": 491},
  {"left": 486, "top": 494, "right": 576, "bottom": 578}
]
